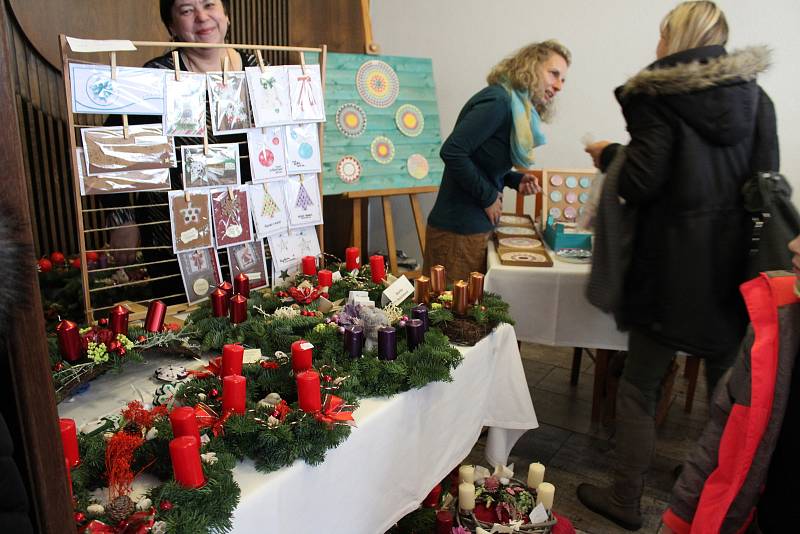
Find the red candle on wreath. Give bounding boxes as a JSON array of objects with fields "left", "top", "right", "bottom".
[
  {"left": 218, "top": 281, "right": 233, "bottom": 305},
  {"left": 169, "top": 436, "right": 205, "bottom": 488},
  {"left": 56, "top": 319, "right": 82, "bottom": 363},
  {"left": 430, "top": 265, "right": 446, "bottom": 295},
  {"left": 317, "top": 269, "right": 333, "bottom": 289},
  {"left": 109, "top": 305, "right": 130, "bottom": 336},
  {"left": 144, "top": 300, "right": 166, "bottom": 333},
  {"left": 369, "top": 255, "right": 386, "bottom": 283},
  {"left": 230, "top": 294, "right": 247, "bottom": 324},
  {"left": 291, "top": 339, "right": 313, "bottom": 373},
  {"left": 453, "top": 280, "right": 469, "bottom": 316},
  {"left": 233, "top": 272, "right": 250, "bottom": 298},
  {"left": 468, "top": 272, "right": 485, "bottom": 305},
  {"left": 222, "top": 375, "right": 246, "bottom": 415},
  {"left": 296, "top": 370, "right": 321, "bottom": 413},
  {"left": 210, "top": 288, "right": 228, "bottom": 317},
  {"left": 222, "top": 343, "right": 244, "bottom": 377},
  {"left": 301, "top": 255, "right": 317, "bottom": 276},
  {"left": 169, "top": 407, "right": 201, "bottom": 448},
  {"left": 345, "top": 247, "right": 360, "bottom": 271},
  {"left": 59, "top": 418, "right": 80, "bottom": 468}
]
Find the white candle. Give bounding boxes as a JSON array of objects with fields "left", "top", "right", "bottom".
[
  {"left": 527, "top": 462, "right": 545, "bottom": 488},
  {"left": 458, "top": 482, "right": 476, "bottom": 511},
  {"left": 536, "top": 482, "right": 555, "bottom": 510},
  {"left": 459, "top": 464, "right": 475, "bottom": 484}
]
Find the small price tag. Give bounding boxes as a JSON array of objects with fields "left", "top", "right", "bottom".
[
  {"left": 300, "top": 342, "right": 314, "bottom": 351},
  {"left": 242, "top": 348, "right": 262, "bottom": 364},
  {"left": 529, "top": 503, "right": 549, "bottom": 525},
  {"left": 380, "top": 275, "right": 414, "bottom": 306}
]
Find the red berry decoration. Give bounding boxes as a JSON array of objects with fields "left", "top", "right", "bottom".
[
  {"left": 50, "top": 251, "right": 65, "bottom": 264},
  {"left": 53, "top": 362, "right": 64, "bottom": 371},
  {"left": 159, "top": 500, "right": 173, "bottom": 511},
  {"left": 98, "top": 318, "right": 109, "bottom": 326},
  {"left": 37, "top": 258, "right": 52, "bottom": 273},
  {"left": 74, "top": 512, "right": 86, "bottom": 523},
  {"left": 85, "top": 251, "right": 99, "bottom": 262},
  {"left": 70, "top": 257, "right": 81, "bottom": 269},
  {"left": 137, "top": 335, "right": 147, "bottom": 343},
  {"left": 210, "top": 388, "right": 219, "bottom": 397},
  {"left": 117, "top": 347, "right": 126, "bottom": 356},
  {"left": 324, "top": 375, "right": 332, "bottom": 382}
]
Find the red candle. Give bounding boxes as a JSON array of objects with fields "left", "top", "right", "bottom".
[
  {"left": 369, "top": 255, "right": 386, "bottom": 283},
  {"left": 56, "top": 319, "right": 82, "bottom": 362},
  {"left": 296, "top": 370, "right": 321, "bottom": 413},
  {"left": 144, "top": 300, "right": 166, "bottom": 333},
  {"left": 230, "top": 294, "right": 247, "bottom": 324},
  {"left": 453, "top": 280, "right": 469, "bottom": 316},
  {"left": 468, "top": 272, "right": 485, "bottom": 304},
  {"left": 169, "top": 407, "right": 201, "bottom": 447},
  {"left": 59, "top": 418, "right": 80, "bottom": 467},
  {"left": 210, "top": 288, "right": 228, "bottom": 317},
  {"left": 345, "top": 247, "right": 360, "bottom": 271},
  {"left": 218, "top": 281, "right": 233, "bottom": 305},
  {"left": 430, "top": 265, "right": 446, "bottom": 294},
  {"left": 291, "top": 339, "right": 313, "bottom": 373},
  {"left": 109, "top": 305, "right": 130, "bottom": 336},
  {"left": 435, "top": 510, "right": 454, "bottom": 534},
  {"left": 317, "top": 269, "right": 333, "bottom": 288},
  {"left": 233, "top": 272, "right": 250, "bottom": 298},
  {"left": 222, "top": 375, "right": 247, "bottom": 415},
  {"left": 301, "top": 255, "right": 317, "bottom": 275},
  {"left": 423, "top": 484, "right": 443, "bottom": 508},
  {"left": 222, "top": 343, "right": 244, "bottom": 377},
  {"left": 169, "top": 436, "right": 205, "bottom": 488}
]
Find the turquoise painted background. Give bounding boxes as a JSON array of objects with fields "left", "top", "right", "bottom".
[{"left": 322, "top": 52, "right": 443, "bottom": 196}]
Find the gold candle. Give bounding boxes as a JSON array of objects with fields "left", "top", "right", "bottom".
[
  {"left": 453, "top": 280, "right": 468, "bottom": 315},
  {"left": 468, "top": 272, "right": 484, "bottom": 304},
  {"left": 430, "top": 265, "right": 446, "bottom": 294},
  {"left": 414, "top": 276, "right": 431, "bottom": 304}
]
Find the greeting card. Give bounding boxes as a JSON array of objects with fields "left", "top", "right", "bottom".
[
  {"left": 76, "top": 148, "right": 171, "bottom": 195},
  {"left": 285, "top": 123, "right": 321, "bottom": 173},
  {"left": 245, "top": 66, "right": 292, "bottom": 127},
  {"left": 181, "top": 143, "right": 240, "bottom": 188},
  {"left": 164, "top": 72, "right": 206, "bottom": 137},
  {"left": 247, "top": 127, "right": 288, "bottom": 182},
  {"left": 285, "top": 174, "right": 323, "bottom": 229},
  {"left": 207, "top": 71, "right": 252, "bottom": 135},
  {"left": 248, "top": 181, "right": 289, "bottom": 238},
  {"left": 267, "top": 226, "right": 321, "bottom": 273},
  {"left": 177, "top": 247, "right": 222, "bottom": 304},
  {"left": 287, "top": 65, "right": 326, "bottom": 123},
  {"left": 210, "top": 187, "right": 253, "bottom": 248},
  {"left": 168, "top": 190, "right": 213, "bottom": 253},
  {"left": 228, "top": 240, "right": 269, "bottom": 290},
  {"left": 81, "top": 124, "right": 176, "bottom": 175},
  {"left": 69, "top": 63, "right": 166, "bottom": 115}
]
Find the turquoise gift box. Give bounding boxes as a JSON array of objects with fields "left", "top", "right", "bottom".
[{"left": 542, "top": 215, "right": 592, "bottom": 252}]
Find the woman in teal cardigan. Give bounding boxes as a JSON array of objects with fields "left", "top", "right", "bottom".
[{"left": 423, "top": 40, "right": 571, "bottom": 282}]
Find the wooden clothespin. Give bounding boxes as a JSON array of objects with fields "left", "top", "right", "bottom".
[
  {"left": 184, "top": 189, "right": 191, "bottom": 202},
  {"left": 255, "top": 50, "right": 266, "bottom": 73},
  {"left": 172, "top": 50, "right": 181, "bottom": 81},
  {"left": 203, "top": 130, "right": 209, "bottom": 155},
  {"left": 299, "top": 51, "right": 307, "bottom": 75},
  {"left": 122, "top": 114, "right": 129, "bottom": 139},
  {"left": 222, "top": 53, "right": 230, "bottom": 86},
  {"left": 110, "top": 51, "right": 117, "bottom": 80},
  {"left": 227, "top": 186, "right": 235, "bottom": 200}
]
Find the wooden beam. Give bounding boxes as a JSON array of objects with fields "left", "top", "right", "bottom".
[
  {"left": 381, "top": 196, "right": 398, "bottom": 275},
  {"left": 409, "top": 193, "right": 426, "bottom": 254},
  {"left": 344, "top": 185, "right": 439, "bottom": 199}
]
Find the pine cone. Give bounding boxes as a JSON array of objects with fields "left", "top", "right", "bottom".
[{"left": 107, "top": 495, "right": 134, "bottom": 523}]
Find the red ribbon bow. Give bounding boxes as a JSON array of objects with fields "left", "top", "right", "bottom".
[
  {"left": 80, "top": 509, "right": 155, "bottom": 533},
  {"left": 313, "top": 395, "right": 356, "bottom": 428},
  {"left": 288, "top": 286, "right": 320, "bottom": 305},
  {"left": 187, "top": 356, "right": 222, "bottom": 379},
  {"left": 194, "top": 403, "right": 231, "bottom": 437}
]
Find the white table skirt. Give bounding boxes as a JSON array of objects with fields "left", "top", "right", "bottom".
[
  {"left": 59, "top": 323, "right": 537, "bottom": 534},
  {"left": 486, "top": 242, "right": 628, "bottom": 351}
]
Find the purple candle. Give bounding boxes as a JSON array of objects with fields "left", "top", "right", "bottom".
[
  {"left": 412, "top": 304, "right": 429, "bottom": 333},
  {"left": 378, "top": 326, "right": 397, "bottom": 361},
  {"left": 344, "top": 325, "right": 365, "bottom": 359},
  {"left": 406, "top": 318, "right": 425, "bottom": 351}
]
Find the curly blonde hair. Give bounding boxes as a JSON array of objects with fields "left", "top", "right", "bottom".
[
  {"left": 660, "top": 1, "right": 728, "bottom": 56},
  {"left": 486, "top": 39, "right": 571, "bottom": 120}
]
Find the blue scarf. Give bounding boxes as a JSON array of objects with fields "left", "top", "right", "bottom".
[{"left": 502, "top": 83, "right": 546, "bottom": 168}]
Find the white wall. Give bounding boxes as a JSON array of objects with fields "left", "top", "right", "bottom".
[{"left": 368, "top": 0, "right": 800, "bottom": 264}]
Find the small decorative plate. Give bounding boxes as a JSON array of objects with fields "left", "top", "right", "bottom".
[
  {"left": 501, "top": 251, "right": 548, "bottom": 263},
  {"left": 335, "top": 103, "right": 367, "bottom": 138},
  {"left": 498, "top": 237, "right": 542, "bottom": 249},
  {"left": 495, "top": 226, "right": 536, "bottom": 236},
  {"left": 556, "top": 248, "right": 592, "bottom": 263},
  {"left": 407, "top": 153, "right": 429, "bottom": 179},
  {"left": 370, "top": 135, "right": 395, "bottom": 164},
  {"left": 336, "top": 155, "right": 362, "bottom": 184},
  {"left": 356, "top": 60, "right": 400, "bottom": 108},
  {"left": 498, "top": 215, "right": 532, "bottom": 226},
  {"left": 154, "top": 365, "right": 189, "bottom": 383},
  {"left": 395, "top": 104, "right": 424, "bottom": 137}
]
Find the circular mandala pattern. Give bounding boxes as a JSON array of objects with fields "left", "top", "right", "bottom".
[
  {"left": 407, "top": 154, "right": 429, "bottom": 179},
  {"left": 501, "top": 251, "right": 548, "bottom": 263},
  {"left": 356, "top": 60, "right": 400, "bottom": 108},
  {"left": 395, "top": 104, "right": 424, "bottom": 137},
  {"left": 370, "top": 136, "right": 395, "bottom": 164},
  {"left": 336, "top": 155, "right": 362, "bottom": 184},
  {"left": 335, "top": 103, "right": 367, "bottom": 138},
  {"left": 498, "top": 237, "right": 542, "bottom": 249},
  {"left": 496, "top": 226, "right": 536, "bottom": 236},
  {"left": 498, "top": 215, "right": 532, "bottom": 226}
]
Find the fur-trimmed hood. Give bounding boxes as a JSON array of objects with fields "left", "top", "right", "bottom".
[{"left": 618, "top": 46, "right": 771, "bottom": 146}]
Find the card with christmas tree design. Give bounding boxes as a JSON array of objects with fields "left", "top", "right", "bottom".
[
  {"left": 164, "top": 72, "right": 206, "bottom": 137},
  {"left": 247, "top": 127, "right": 288, "bottom": 182},
  {"left": 285, "top": 123, "right": 321, "bottom": 173},
  {"left": 168, "top": 190, "right": 213, "bottom": 253},
  {"left": 207, "top": 71, "right": 252, "bottom": 135},
  {"left": 228, "top": 240, "right": 269, "bottom": 290},
  {"left": 245, "top": 66, "right": 292, "bottom": 127},
  {"left": 210, "top": 186, "right": 253, "bottom": 248},
  {"left": 285, "top": 174, "right": 322, "bottom": 229},
  {"left": 248, "top": 181, "right": 288, "bottom": 238},
  {"left": 177, "top": 247, "right": 222, "bottom": 304},
  {"left": 287, "top": 65, "right": 326, "bottom": 123}
]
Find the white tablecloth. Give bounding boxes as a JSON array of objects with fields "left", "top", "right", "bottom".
[
  {"left": 59, "top": 324, "right": 537, "bottom": 534},
  {"left": 486, "top": 242, "right": 628, "bottom": 350}
]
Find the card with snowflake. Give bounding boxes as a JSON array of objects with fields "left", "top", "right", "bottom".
[
  {"left": 228, "top": 240, "right": 269, "bottom": 289},
  {"left": 247, "top": 127, "right": 288, "bottom": 182},
  {"left": 164, "top": 72, "right": 206, "bottom": 137},
  {"left": 285, "top": 174, "right": 323, "bottom": 229},
  {"left": 177, "top": 247, "right": 222, "bottom": 304},
  {"left": 285, "top": 123, "right": 321, "bottom": 173},
  {"left": 207, "top": 71, "right": 252, "bottom": 135},
  {"left": 266, "top": 226, "right": 320, "bottom": 275},
  {"left": 245, "top": 66, "right": 292, "bottom": 127},
  {"left": 210, "top": 186, "right": 253, "bottom": 248},
  {"left": 248, "top": 181, "right": 288, "bottom": 238},
  {"left": 168, "top": 190, "right": 213, "bottom": 253},
  {"left": 181, "top": 143, "right": 240, "bottom": 188},
  {"left": 287, "top": 65, "right": 326, "bottom": 123}
]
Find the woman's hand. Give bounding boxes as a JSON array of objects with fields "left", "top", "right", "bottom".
[
  {"left": 518, "top": 173, "right": 542, "bottom": 196},
  {"left": 585, "top": 140, "right": 611, "bottom": 168},
  {"left": 484, "top": 193, "right": 503, "bottom": 225}
]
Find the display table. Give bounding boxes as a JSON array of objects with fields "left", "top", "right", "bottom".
[{"left": 59, "top": 323, "right": 537, "bottom": 534}]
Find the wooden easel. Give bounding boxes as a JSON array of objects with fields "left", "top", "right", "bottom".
[{"left": 346, "top": 185, "right": 438, "bottom": 276}]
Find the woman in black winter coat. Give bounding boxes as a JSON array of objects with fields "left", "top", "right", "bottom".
[{"left": 577, "top": 1, "right": 779, "bottom": 530}]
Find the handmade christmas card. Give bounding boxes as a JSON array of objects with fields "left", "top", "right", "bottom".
[
  {"left": 164, "top": 72, "right": 206, "bottom": 137},
  {"left": 207, "top": 71, "right": 252, "bottom": 135},
  {"left": 287, "top": 65, "right": 326, "bottom": 123},
  {"left": 76, "top": 148, "right": 171, "bottom": 195},
  {"left": 210, "top": 186, "right": 253, "bottom": 248},
  {"left": 267, "top": 226, "right": 320, "bottom": 284},
  {"left": 248, "top": 180, "right": 289, "bottom": 238},
  {"left": 228, "top": 240, "right": 269, "bottom": 290},
  {"left": 285, "top": 123, "right": 322, "bottom": 173},
  {"left": 245, "top": 66, "right": 292, "bottom": 127},
  {"left": 247, "top": 127, "right": 288, "bottom": 182},
  {"left": 168, "top": 190, "right": 213, "bottom": 253},
  {"left": 285, "top": 174, "right": 323, "bottom": 228},
  {"left": 69, "top": 63, "right": 166, "bottom": 115},
  {"left": 81, "top": 124, "right": 176, "bottom": 175},
  {"left": 177, "top": 247, "right": 223, "bottom": 304},
  {"left": 181, "top": 143, "right": 241, "bottom": 188}
]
